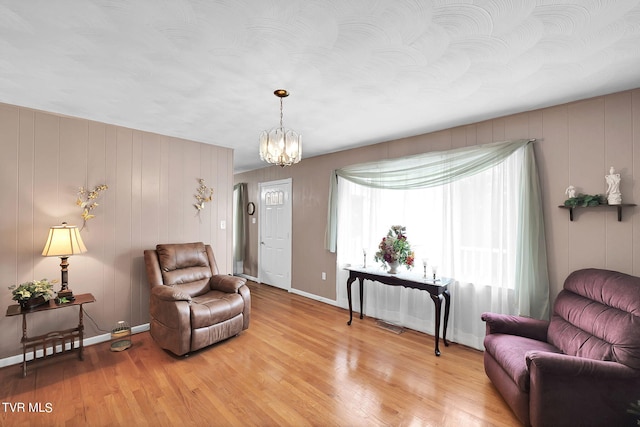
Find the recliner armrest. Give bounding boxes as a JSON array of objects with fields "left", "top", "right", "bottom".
[
  {"left": 526, "top": 351, "right": 636, "bottom": 379},
  {"left": 481, "top": 312, "right": 549, "bottom": 342},
  {"left": 210, "top": 275, "right": 247, "bottom": 293},
  {"left": 526, "top": 351, "right": 639, "bottom": 427},
  {"left": 151, "top": 285, "right": 192, "bottom": 302}
]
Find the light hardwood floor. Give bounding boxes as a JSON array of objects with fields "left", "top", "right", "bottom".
[{"left": 1, "top": 281, "right": 520, "bottom": 426}]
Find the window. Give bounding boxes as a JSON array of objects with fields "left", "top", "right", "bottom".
[{"left": 335, "top": 146, "right": 530, "bottom": 350}]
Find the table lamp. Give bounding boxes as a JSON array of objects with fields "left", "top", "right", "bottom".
[{"left": 42, "top": 222, "right": 87, "bottom": 300}]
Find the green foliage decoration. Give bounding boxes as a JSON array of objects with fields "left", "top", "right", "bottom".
[
  {"left": 8, "top": 279, "right": 55, "bottom": 302},
  {"left": 563, "top": 193, "right": 605, "bottom": 208}
]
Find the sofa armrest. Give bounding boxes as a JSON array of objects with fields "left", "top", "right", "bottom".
[
  {"left": 210, "top": 275, "right": 247, "bottom": 293},
  {"left": 526, "top": 351, "right": 640, "bottom": 427},
  {"left": 481, "top": 312, "right": 549, "bottom": 342},
  {"left": 151, "top": 285, "right": 192, "bottom": 302}
]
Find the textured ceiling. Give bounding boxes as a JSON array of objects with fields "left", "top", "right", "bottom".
[{"left": 2, "top": 1, "right": 640, "bottom": 173}]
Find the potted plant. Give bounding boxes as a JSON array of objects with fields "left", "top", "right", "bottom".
[
  {"left": 374, "top": 225, "right": 415, "bottom": 273},
  {"left": 9, "top": 279, "right": 55, "bottom": 310}
]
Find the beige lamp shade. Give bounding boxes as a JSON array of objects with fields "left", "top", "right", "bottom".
[{"left": 42, "top": 222, "right": 87, "bottom": 257}]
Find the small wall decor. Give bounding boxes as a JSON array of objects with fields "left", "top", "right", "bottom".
[
  {"left": 194, "top": 178, "right": 214, "bottom": 214},
  {"left": 565, "top": 185, "right": 576, "bottom": 199},
  {"left": 77, "top": 184, "right": 108, "bottom": 230},
  {"left": 605, "top": 166, "right": 622, "bottom": 205}
]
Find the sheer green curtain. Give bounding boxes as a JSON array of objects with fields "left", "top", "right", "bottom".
[
  {"left": 326, "top": 139, "right": 549, "bottom": 319},
  {"left": 233, "top": 183, "right": 247, "bottom": 263}
]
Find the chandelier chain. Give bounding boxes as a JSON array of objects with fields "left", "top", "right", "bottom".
[{"left": 280, "top": 97, "right": 284, "bottom": 128}]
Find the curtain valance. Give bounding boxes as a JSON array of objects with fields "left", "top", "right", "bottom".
[{"left": 327, "top": 139, "right": 532, "bottom": 252}]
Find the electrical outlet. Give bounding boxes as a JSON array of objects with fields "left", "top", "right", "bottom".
[
  {"left": 220, "top": 220, "right": 226, "bottom": 229},
  {"left": 322, "top": 272, "right": 326, "bottom": 280}
]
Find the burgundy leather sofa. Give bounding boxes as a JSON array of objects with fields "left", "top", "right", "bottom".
[
  {"left": 144, "top": 242, "right": 250, "bottom": 356},
  {"left": 482, "top": 268, "right": 640, "bottom": 426}
]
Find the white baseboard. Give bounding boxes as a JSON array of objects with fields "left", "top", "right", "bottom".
[
  {"left": 242, "top": 276, "right": 338, "bottom": 307},
  {"left": 289, "top": 288, "right": 339, "bottom": 307},
  {"left": 0, "top": 323, "right": 150, "bottom": 369},
  {"left": 239, "top": 274, "right": 259, "bottom": 282}
]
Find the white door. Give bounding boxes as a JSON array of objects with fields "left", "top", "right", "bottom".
[{"left": 259, "top": 179, "right": 292, "bottom": 290}]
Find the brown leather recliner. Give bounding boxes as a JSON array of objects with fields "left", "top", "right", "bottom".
[{"left": 144, "top": 242, "right": 250, "bottom": 356}]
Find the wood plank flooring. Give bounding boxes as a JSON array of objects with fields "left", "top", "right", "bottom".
[{"left": 0, "top": 281, "right": 520, "bottom": 426}]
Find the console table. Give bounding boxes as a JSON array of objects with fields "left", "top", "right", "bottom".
[
  {"left": 5, "top": 293, "right": 96, "bottom": 377},
  {"left": 345, "top": 267, "right": 452, "bottom": 356}
]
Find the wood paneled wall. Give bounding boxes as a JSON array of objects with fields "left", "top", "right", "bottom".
[
  {"left": 0, "top": 103, "right": 234, "bottom": 359},
  {"left": 235, "top": 88, "right": 640, "bottom": 307}
]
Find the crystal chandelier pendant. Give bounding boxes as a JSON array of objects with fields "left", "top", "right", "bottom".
[{"left": 259, "top": 89, "right": 302, "bottom": 167}]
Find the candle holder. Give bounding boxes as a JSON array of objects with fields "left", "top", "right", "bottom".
[
  {"left": 363, "top": 249, "right": 367, "bottom": 268},
  {"left": 422, "top": 258, "right": 428, "bottom": 279}
]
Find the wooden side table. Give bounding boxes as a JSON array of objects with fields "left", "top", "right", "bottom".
[{"left": 5, "top": 293, "right": 96, "bottom": 377}]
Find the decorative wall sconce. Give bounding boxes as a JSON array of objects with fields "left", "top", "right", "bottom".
[
  {"left": 77, "top": 184, "right": 108, "bottom": 230},
  {"left": 194, "top": 178, "right": 214, "bottom": 213}
]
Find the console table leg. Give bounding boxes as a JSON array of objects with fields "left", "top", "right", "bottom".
[
  {"left": 430, "top": 294, "right": 443, "bottom": 356},
  {"left": 442, "top": 289, "right": 451, "bottom": 347},
  {"left": 358, "top": 278, "right": 364, "bottom": 320},
  {"left": 347, "top": 276, "right": 355, "bottom": 325}
]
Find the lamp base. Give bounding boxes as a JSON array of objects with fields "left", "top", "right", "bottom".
[{"left": 57, "top": 289, "right": 75, "bottom": 300}]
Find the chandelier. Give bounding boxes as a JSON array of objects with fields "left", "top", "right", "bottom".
[{"left": 259, "top": 89, "right": 302, "bottom": 167}]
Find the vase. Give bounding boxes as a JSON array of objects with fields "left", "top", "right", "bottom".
[
  {"left": 388, "top": 260, "right": 400, "bottom": 274},
  {"left": 19, "top": 296, "right": 47, "bottom": 310}
]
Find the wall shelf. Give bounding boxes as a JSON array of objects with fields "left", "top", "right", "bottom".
[{"left": 558, "top": 204, "right": 636, "bottom": 221}]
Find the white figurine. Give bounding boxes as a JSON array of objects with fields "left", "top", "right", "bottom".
[
  {"left": 565, "top": 185, "right": 576, "bottom": 199},
  {"left": 605, "top": 167, "right": 622, "bottom": 205}
]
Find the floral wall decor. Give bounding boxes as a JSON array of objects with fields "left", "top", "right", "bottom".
[
  {"left": 77, "top": 184, "right": 108, "bottom": 230},
  {"left": 194, "top": 178, "right": 214, "bottom": 215}
]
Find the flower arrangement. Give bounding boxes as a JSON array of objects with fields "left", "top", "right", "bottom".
[
  {"left": 374, "top": 225, "right": 415, "bottom": 272},
  {"left": 77, "top": 184, "right": 108, "bottom": 229},
  {"left": 9, "top": 279, "right": 55, "bottom": 304}
]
